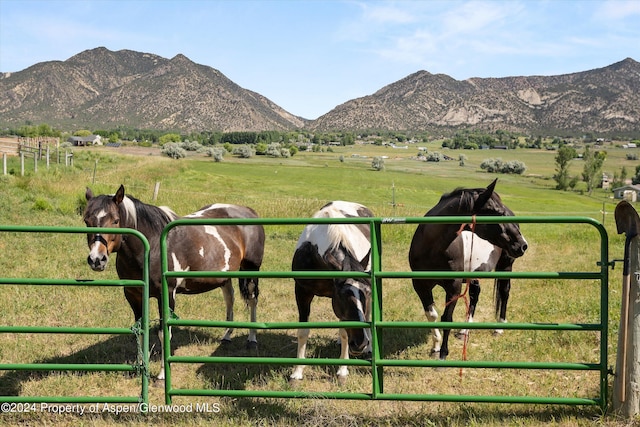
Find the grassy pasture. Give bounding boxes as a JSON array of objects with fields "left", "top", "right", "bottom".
[{"left": 0, "top": 142, "right": 638, "bottom": 426}]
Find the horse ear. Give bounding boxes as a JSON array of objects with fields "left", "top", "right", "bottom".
[
  {"left": 474, "top": 179, "right": 498, "bottom": 212},
  {"left": 113, "top": 184, "right": 125, "bottom": 205},
  {"left": 323, "top": 250, "right": 343, "bottom": 271},
  {"left": 85, "top": 187, "right": 93, "bottom": 201}
]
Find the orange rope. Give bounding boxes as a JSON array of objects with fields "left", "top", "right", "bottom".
[{"left": 446, "top": 216, "right": 476, "bottom": 378}]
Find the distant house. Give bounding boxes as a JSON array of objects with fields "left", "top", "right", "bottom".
[
  {"left": 612, "top": 185, "right": 640, "bottom": 202},
  {"left": 68, "top": 135, "right": 102, "bottom": 146}
]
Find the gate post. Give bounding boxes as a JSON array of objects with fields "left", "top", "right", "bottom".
[{"left": 613, "top": 200, "right": 640, "bottom": 417}]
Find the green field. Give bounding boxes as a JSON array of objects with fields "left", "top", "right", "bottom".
[{"left": 0, "top": 142, "right": 638, "bottom": 426}]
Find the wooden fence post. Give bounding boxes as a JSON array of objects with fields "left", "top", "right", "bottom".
[
  {"left": 614, "top": 200, "right": 640, "bottom": 417},
  {"left": 153, "top": 182, "right": 160, "bottom": 201}
]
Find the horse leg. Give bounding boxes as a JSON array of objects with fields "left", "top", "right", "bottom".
[
  {"left": 494, "top": 278, "right": 510, "bottom": 335},
  {"left": 124, "top": 287, "right": 155, "bottom": 374},
  {"left": 494, "top": 255, "right": 514, "bottom": 335},
  {"left": 239, "top": 276, "right": 258, "bottom": 349},
  {"left": 456, "top": 279, "right": 480, "bottom": 339},
  {"left": 157, "top": 288, "right": 175, "bottom": 381},
  {"left": 220, "top": 280, "right": 235, "bottom": 343},
  {"left": 440, "top": 281, "right": 463, "bottom": 360},
  {"left": 412, "top": 280, "right": 441, "bottom": 355},
  {"left": 290, "top": 284, "right": 314, "bottom": 382},
  {"left": 336, "top": 328, "right": 350, "bottom": 384}
]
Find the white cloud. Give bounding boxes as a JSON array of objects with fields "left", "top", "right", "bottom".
[{"left": 596, "top": 0, "right": 640, "bottom": 20}]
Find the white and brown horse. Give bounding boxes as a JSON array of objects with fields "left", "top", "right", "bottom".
[
  {"left": 83, "top": 185, "right": 265, "bottom": 378},
  {"left": 408, "top": 179, "right": 528, "bottom": 360},
  {"left": 290, "top": 201, "right": 373, "bottom": 383}
]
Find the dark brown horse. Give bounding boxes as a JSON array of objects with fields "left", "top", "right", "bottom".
[
  {"left": 83, "top": 185, "right": 265, "bottom": 378},
  {"left": 408, "top": 179, "right": 528, "bottom": 360},
  {"left": 290, "top": 201, "right": 373, "bottom": 383}
]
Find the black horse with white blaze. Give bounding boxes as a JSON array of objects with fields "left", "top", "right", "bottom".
[
  {"left": 290, "top": 201, "right": 373, "bottom": 383},
  {"left": 408, "top": 179, "right": 528, "bottom": 360}
]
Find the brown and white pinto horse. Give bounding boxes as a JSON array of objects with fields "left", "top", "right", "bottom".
[
  {"left": 83, "top": 185, "right": 265, "bottom": 378},
  {"left": 290, "top": 201, "right": 373, "bottom": 383},
  {"left": 408, "top": 179, "right": 528, "bottom": 360}
]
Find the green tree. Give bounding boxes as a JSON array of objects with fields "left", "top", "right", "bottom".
[
  {"left": 632, "top": 165, "right": 640, "bottom": 185},
  {"left": 159, "top": 133, "right": 182, "bottom": 145},
  {"left": 553, "top": 146, "right": 577, "bottom": 190},
  {"left": 581, "top": 146, "right": 607, "bottom": 195}
]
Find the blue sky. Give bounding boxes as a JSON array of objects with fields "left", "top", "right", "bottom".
[{"left": 1, "top": 0, "right": 639, "bottom": 120}]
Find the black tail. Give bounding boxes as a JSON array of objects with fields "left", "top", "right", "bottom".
[{"left": 239, "top": 277, "right": 259, "bottom": 303}]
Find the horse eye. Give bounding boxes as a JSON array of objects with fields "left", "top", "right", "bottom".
[{"left": 113, "top": 219, "right": 120, "bottom": 225}]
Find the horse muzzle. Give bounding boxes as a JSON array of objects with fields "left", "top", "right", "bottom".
[
  {"left": 512, "top": 239, "right": 528, "bottom": 258},
  {"left": 87, "top": 254, "right": 108, "bottom": 271},
  {"left": 348, "top": 337, "right": 371, "bottom": 358}
]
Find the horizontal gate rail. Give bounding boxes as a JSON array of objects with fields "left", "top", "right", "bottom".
[
  {"left": 0, "top": 225, "right": 150, "bottom": 405},
  {"left": 160, "top": 216, "right": 608, "bottom": 411}
]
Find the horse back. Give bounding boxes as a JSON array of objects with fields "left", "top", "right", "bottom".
[{"left": 171, "top": 203, "right": 265, "bottom": 271}]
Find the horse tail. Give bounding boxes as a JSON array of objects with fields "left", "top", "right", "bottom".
[{"left": 239, "top": 277, "right": 259, "bottom": 303}]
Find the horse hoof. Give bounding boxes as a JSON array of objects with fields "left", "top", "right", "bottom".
[
  {"left": 430, "top": 349, "right": 440, "bottom": 358},
  {"left": 493, "top": 329, "right": 504, "bottom": 336},
  {"left": 246, "top": 340, "right": 258, "bottom": 350},
  {"left": 336, "top": 376, "right": 347, "bottom": 386},
  {"left": 151, "top": 378, "right": 164, "bottom": 388}
]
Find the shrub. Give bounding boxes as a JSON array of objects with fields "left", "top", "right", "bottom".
[
  {"left": 371, "top": 156, "right": 385, "bottom": 171},
  {"left": 205, "top": 147, "right": 226, "bottom": 162},
  {"left": 232, "top": 145, "right": 255, "bottom": 158},
  {"left": 161, "top": 142, "right": 186, "bottom": 159},
  {"left": 426, "top": 152, "right": 442, "bottom": 162},
  {"left": 180, "top": 140, "right": 203, "bottom": 152},
  {"left": 480, "top": 158, "right": 526, "bottom": 174}
]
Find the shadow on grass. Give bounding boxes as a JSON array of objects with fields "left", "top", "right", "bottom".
[{"left": 0, "top": 325, "right": 217, "bottom": 397}]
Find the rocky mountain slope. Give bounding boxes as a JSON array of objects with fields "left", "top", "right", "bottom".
[
  {"left": 310, "top": 58, "right": 640, "bottom": 135},
  {"left": 0, "top": 47, "right": 306, "bottom": 132},
  {"left": 1, "top": 47, "right": 638, "bottom": 135}
]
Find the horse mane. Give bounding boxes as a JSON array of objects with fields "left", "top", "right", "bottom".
[
  {"left": 121, "top": 195, "right": 178, "bottom": 232},
  {"left": 437, "top": 187, "right": 506, "bottom": 214},
  {"left": 314, "top": 203, "right": 365, "bottom": 260},
  {"left": 436, "top": 187, "right": 476, "bottom": 212}
]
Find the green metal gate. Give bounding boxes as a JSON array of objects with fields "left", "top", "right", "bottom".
[
  {"left": 160, "top": 215, "right": 609, "bottom": 410},
  {"left": 0, "top": 225, "right": 150, "bottom": 406}
]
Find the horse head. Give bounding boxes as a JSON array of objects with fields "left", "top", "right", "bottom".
[
  {"left": 326, "top": 248, "right": 372, "bottom": 357},
  {"left": 83, "top": 184, "right": 129, "bottom": 271},
  {"left": 469, "top": 179, "right": 528, "bottom": 259}
]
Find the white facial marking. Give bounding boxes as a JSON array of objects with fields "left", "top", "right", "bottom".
[
  {"left": 199, "top": 247, "right": 205, "bottom": 257},
  {"left": 96, "top": 209, "right": 107, "bottom": 221},
  {"left": 354, "top": 297, "right": 365, "bottom": 322}
]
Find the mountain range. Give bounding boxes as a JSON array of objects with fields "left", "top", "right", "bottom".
[{"left": 1, "top": 47, "right": 638, "bottom": 136}]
